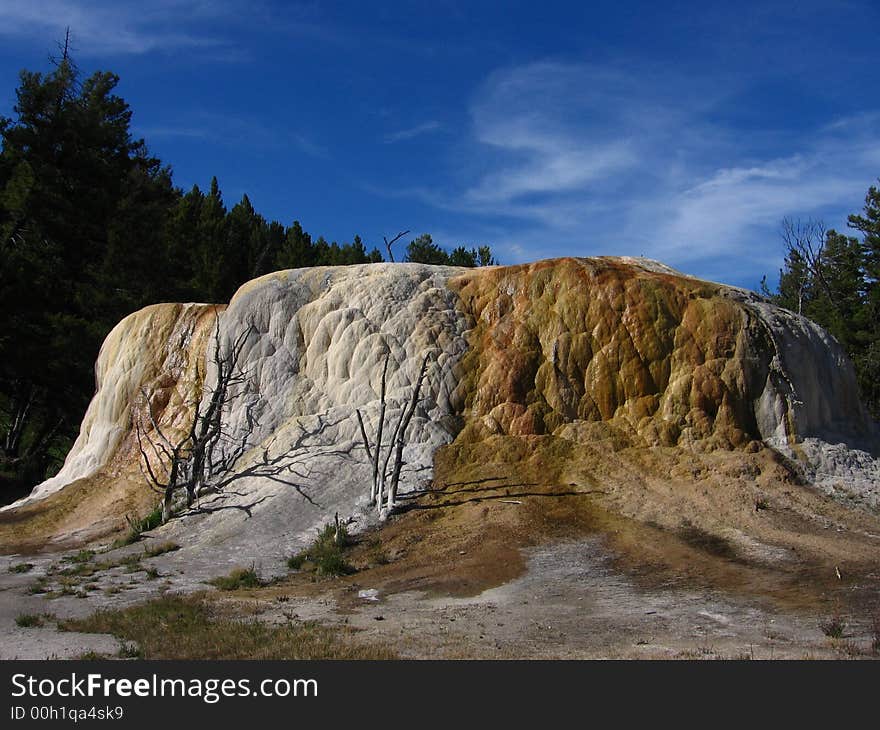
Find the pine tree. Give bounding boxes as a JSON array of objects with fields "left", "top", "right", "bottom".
[
  {"left": 191, "top": 176, "right": 228, "bottom": 301},
  {"left": 276, "top": 220, "right": 314, "bottom": 269},
  {"left": 0, "top": 50, "right": 173, "bottom": 490},
  {"left": 848, "top": 183, "right": 880, "bottom": 319},
  {"left": 846, "top": 183, "right": 880, "bottom": 416},
  {"left": 447, "top": 246, "right": 477, "bottom": 267},
  {"left": 405, "top": 234, "right": 449, "bottom": 265},
  {"left": 765, "top": 207, "right": 876, "bottom": 419}
]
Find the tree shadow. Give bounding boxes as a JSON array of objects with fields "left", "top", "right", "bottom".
[
  {"left": 393, "top": 488, "right": 605, "bottom": 513},
  {"left": 202, "top": 413, "right": 361, "bottom": 510},
  {"left": 396, "top": 475, "right": 536, "bottom": 501},
  {"left": 178, "top": 493, "right": 273, "bottom": 520},
  {"left": 439, "top": 476, "right": 512, "bottom": 488}
]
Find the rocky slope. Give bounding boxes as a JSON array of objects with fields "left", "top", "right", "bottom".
[{"left": 2, "top": 257, "right": 877, "bottom": 563}]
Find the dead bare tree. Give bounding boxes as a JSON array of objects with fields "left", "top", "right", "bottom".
[
  {"left": 0, "top": 382, "right": 64, "bottom": 475},
  {"left": 382, "top": 230, "right": 410, "bottom": 263},
  {"left": 133, "top": 315, "right": 254, "bottom": 522},
  {"left": 134, "top": 316, "right": 362, "bottom": 524},
  {"left": 780, "top": 217, "right": 836, "bottom": 316},
  {"left": 207, "top": 412, "right": 358, "bottom": 507},
  {"left": 356, "top": 352, "right": 431, "bottom": 516}
]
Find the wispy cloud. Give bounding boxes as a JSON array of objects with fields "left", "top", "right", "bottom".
[
  {"left": 136, "top": 126, "right": 211, "bottom": 140},
  {"left": 383, "top": 121, "right": 442, "bottom": 143},
  {"left": 135, "top": 112, "right": 329, "bottom": 159},
  {"left": 0, "top": 0, "right": 237, "bottom": 57},
  {"left": 389, "top": 61, "right": 880, "bottom": 285},
  {"left": 289, "top": 133, "right": 330, "bottom": 159},
  {"left": 629, "top": 117, "right": 880, "bottom": 277}
]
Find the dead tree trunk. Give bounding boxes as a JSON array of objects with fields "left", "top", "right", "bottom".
[
  {"left": 372, "top": 355, "right": 389, "bottom": 507},
  {"left": 356, "top": 353, "right": 431, "bottom": 516},
  {"left": 382, "top": 230, "right": 409, "bottom": 263},
  {"left": 134, "top": 313, "right": 253, "bottom": 523},
  {"left": 781, "top": 217, "right": 842, "bottom": 316},
  {"left": 387, "top": 355, "right": 429, "bottom": 510}
]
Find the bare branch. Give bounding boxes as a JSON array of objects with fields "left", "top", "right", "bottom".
[
  {"left": 355, "top": 350, "right": 437, "bottom": 517},
  {"left": 383, "top": 229, "right": 410, "bottom": 263},
  {"left": 780, "top": 216, "right": 840, "bottom": 315},
  {"left": 355, "top": 409, "right": 373, "bottom": 462},
  {"left": 388, "top": 354, "right": 430, "bottom": 507},
  {"left": 372, "top": 353, "right": 390, "bottom": 506}
]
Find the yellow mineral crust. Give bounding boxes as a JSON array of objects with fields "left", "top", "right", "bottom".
[{"left": 450, "top": 257, "right": 769, "bottom": 450}]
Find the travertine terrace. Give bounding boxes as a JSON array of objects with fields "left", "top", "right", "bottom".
[{"left": 2, "top": 257, "right": 878, "bottom": 572}]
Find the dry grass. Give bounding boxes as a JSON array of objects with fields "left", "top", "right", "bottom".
[
  {"left": 15, "top": 613, "right": 45, "bottom": 628},
  {"left": 208, "top": 566, "right": 267, "bottom": 591},
  {"left": 112, "top": 507, "right": 165, "bottom": 548},
  {"left": 142, "top": 541, "right": 180, "bottom": 558},
  {"left": 820, "top": 614, "right": 846, "bottom": 639},
  {"left": 59, "top": 594, "right": 396, "bottom": 660}
]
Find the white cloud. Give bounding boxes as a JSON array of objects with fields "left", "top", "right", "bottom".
[
  {"left": 410, "top": 61, "right": 880, "bottom": 285},
  {"left": 0, "top": 0, "right": 234, "bottom": 56},
  {"left": 642, "top": 130, "right": 880, "bottom": 272},
  {"left": 135, "top": 113, "right": 329, "bottom": 159},
  {"left": 383, "top": 121, "right": 442, "bottom": 143}
]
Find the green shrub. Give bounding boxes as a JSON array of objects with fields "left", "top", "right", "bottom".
[
  {"left": 287, "top": 522, "right": 354, "bottom": 577},
  {"left": 112, "top": 506, "right": 163, "bottom": 548},
  {"left": 820, "top": 615, "right": 846, "bottom": 639},
  {"left": 8, "top": 562, "right": 34, "bottom": 574},
  {"left": 64, "top": 549, "right": 96, "bottom": 564},
  {"left": 208, "top": 566, "right": 265, "bottom": 591},
  {"left": 142, "top": 541, "right": 180, "bottom": 558},
  {"left": 16, "top": 613, "right": 44, "bottom": 628},
  {"left": 27, "top": 578, "right": 48, "bottom": 594}
]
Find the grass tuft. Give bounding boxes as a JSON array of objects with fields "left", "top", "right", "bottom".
[
  {"left": 208, "top": 566, "right": 265, "bottom": 591},
  {"left": 112, "top": 506, "right": 163, "bottom": 548},
  {"left": 142, "top": 541, "right": 180, "bottom": 558},
  {"left": 287, "top": 522, "right": 355, "bottom": 577},
  {"left": 64, "top": 549, "right": 95, "bottom": 564},
  {"left": 8, "top": 562, "right": 34, "bottom": 574},
  {"left": 15, "top": 613, "right": 44, "bottom": 628},
  {"left": 820, "top": 614, "right": 846, "bottom": 639}
]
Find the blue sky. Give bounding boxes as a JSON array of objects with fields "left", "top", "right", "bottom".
[{"left": 1, "top": 1, "right": 879, "bottom": 289}]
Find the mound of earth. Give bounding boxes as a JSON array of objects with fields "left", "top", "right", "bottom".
[{"left": 0, "top": 257, "right": 878, "bottom": 637}]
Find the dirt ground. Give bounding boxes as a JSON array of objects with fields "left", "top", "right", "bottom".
[
  {"left": 240, "top": 474, "right": 880, "bottom": 660},
  {"left": 2, "top": 440, "right": 879, "bottom": 660}
]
